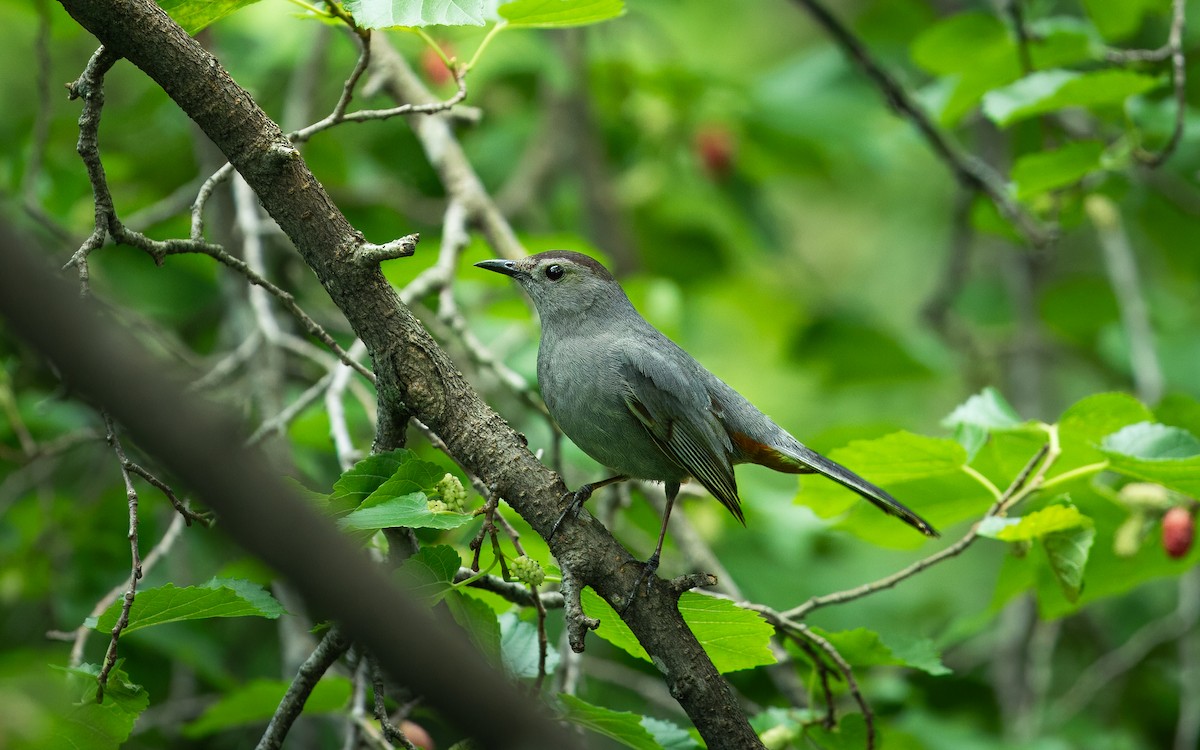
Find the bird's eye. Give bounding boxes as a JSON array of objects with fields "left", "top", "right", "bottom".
[{"left": 545, "top": 264, "right": 564, "bottom": 281}]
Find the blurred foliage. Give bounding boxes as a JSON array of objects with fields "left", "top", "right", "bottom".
[{"left": 2, "top": 0, "right": 1200, "bottom": 748}]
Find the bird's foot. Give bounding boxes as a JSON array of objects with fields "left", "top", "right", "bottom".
[
  {"left": 618, "top": 552, "right": 660, "bottom": 617},
  {"left": 549, "top": 484, "right": 594, "bottom": 541}
]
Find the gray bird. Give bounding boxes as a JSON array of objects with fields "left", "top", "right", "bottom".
[{"left": 477, "top": 251, "right": 937, "bottom": 601}]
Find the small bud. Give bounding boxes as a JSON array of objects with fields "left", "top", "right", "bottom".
[
  {"left": 436, "top": 473, "right": 467, "bottom": 512},
  {"left": 1162, "top": 506, "right": 1195, "bottom": 559},
  {"left": 426, "top": 498, "right": 448, "bottom": 514},
  {"left": 1113, "top": 511, "right": 1146, "bottom": 557},
  {"left": 511, "top": 555, "right": 545, "bottom": 587}
]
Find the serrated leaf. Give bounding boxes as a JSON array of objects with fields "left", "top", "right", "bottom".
[
  {"left": 983, "top": 69, "right": 1162, "bottom": 127},
  {"left": 499, "top": 0, "right": 624, "bottom": 28},
  {"left": 345, "top": 0, "right": 487, "bottom": 28},
  {"left": 1044, "top": 524, "right": 1095, "bottom": 602},
  {"left": 338, "top": 492, "right": 474, "bottom": 530},
  {"left": 979, "top": 503, "right": 1091, "bottom": 542},
  {"left": 559, "top": 694, "right": 661, "bottom": 750},
  {"left": 1011, "top": 141, "right": 1105, "bottom": 200},
  {"left": 802, "top": 628, "right": 950, "bottom": 676},
  {"left": 183, "top": 677, "right": 351, "bottom": 737},
  {"left": 48, "top": 664, "right": 148, "bottom": 749},
  {"left": 943, "top": 387, "right": 1023, "bottom": 432},
  {"left": 1101, "top": 423, "right": 1200, "bottom": 496},
  {"left": 1103, "top": 422, "right": 1200, "bottom": 459},
  {"left": 499, "top": 612, "right": 561, "bottom": 679},
  {"left": 942, "top": 387, "right": 1028, "bottom": 458},
  {"left": 446, "top": 589, "right": 501, "bottom": 660},
  {"left": 642, "top": 716, "right": 700, "bottom": 750},
  {"left": 327, "top": 449, "right": 416, "bottom": 516},
  {"left": 157, "top": 0, "right": 261, "bottom": 34},
  {"left": 397, "top": 545, "right": 461, "bottom": 604},
  {"left": 795, "top": 431, "right": 980, "bottom": 542},
  {"left": 88, "top": 578, "right": 284, "bottom": 634},
  {"left": 580, "top": 588, "right": 775, "bottom": 673}
]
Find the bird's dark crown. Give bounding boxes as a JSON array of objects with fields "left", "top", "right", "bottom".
[{"left": 526, "top": 250, "right": 615, "bottom": 282}]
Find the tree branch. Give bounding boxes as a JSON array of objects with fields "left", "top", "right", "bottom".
[{"left": 53, "top": 1, "right": 764, "bottom": 745}]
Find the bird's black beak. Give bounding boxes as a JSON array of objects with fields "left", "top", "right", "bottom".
[{"left": 474, "top": 259, "right": 521, "bottom": 277}]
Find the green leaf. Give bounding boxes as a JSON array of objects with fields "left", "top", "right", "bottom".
[
  {"left": 795, "top": 431, "right": 986, "bottom": 542},
  {"left": 1044, "top": 524, "right": 1096, "bottom": 603},
  {"left": 580, "top": 588, "right": 775, "bottom": 673},
  {"left": 911, "top": 12, "right": 1009, "bottom": 76},
  {"left": 983, "top": 69, "right": 1162, "bottom": 126},
  {"left": 1053, "top": 392, "right": 1155, "bottom": 479},
  {"left": 88, "top": 578, "right": 285, "bottom": 634},
  {"left": 943, "top": 387, "right": 1022, "bottom": 432},
  {"left": 942, "top": 387, "right": 1027, "bottom": 458},
  {"left": 1101, "top": 422, "right": 1200, "bottom": 495},
  {"left": 157, "top": 0, "right": 261, "bottom": 34},
  {"left": 49, "top": 664, "right": 149, "bottom": 750},
  {"left": 327, "top": 449, "right": 417, "bottom": 516},
  {"left": 802, "top": 712, "right": 870, "bottom": 750},
  {"left": 499, "top": 0, "right": 625, "bottom": 28},
  {"left": 397, "top": 545, "right": 462, "bottom": 604},
  {"left": 642, "top": 716, "right": 701, "bottom": 750},
  {"left": 184, "top": 677, "right": 351, "bottom": 737},
  {"left": 978, "top": 503, "right": 1091, "bottom": 542},
  {"left": 1083, "top": 0, "right": 1160, "bottom": 41},
  {"left": 1011, "top": 141, "right": 1106, "bottom": 200},
  {"left": 338, "top": 492, "right": 474, "bottom": 531},
  {"left": 1103, "top": 422, "right": 1200, "bottom": 459},
  {"left": 345, "top": 0, "right": 487, "bottom": 28},
  {"left": 558, "top": 694, "right": 661, "bottom": 750},
  {"left": 499, "top": 612, "right": 561, "bottom": 679},
  {"left": 446, "top": 590, "right": 501, "bottom": 661},
  {"left": 804, "top": 628, "right": 950, "bottom": 676}
]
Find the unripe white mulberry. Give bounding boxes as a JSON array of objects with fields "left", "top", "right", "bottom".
[
  {"left": 511, "top": 555, "right": 545, "bottom": 587},
  {"left": 436, "top": 473, "right": 467, "bottom": 512}
]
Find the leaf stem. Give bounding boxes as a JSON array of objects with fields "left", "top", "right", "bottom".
[
  {"left": 961, "top": 464, "right": 1003, "bottom": 500},
  {"left": 463, "top": 21, "right": 508, "bottom": 72},
  {"left": 1039, "top": 461, "right": 1110, "bottom": 492}
]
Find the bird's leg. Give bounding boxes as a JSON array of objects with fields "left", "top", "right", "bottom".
[
  {"left": 619, "top": 482, "right": 679, "bottom": 616},
  {"left": 549, "top": 474, "right": 628, "bottom": 541}
]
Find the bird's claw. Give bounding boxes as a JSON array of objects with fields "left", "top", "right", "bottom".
[
  {"left": 618, "top": 553, "right": 660, "bottom": 617},
  {"left": 549, "top": 486, "right": 592, "bottom": 541}
]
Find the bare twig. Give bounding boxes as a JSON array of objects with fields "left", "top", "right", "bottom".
[
  {"left": 561, "top": 566, "right": 599, "bottom": 653},
  {"left": 370, "top": 659, "right": 418, "bottom": 750},
  {"left": 95, "top": 414, "right": 142, "bottom": 702},
  {"left": 787, "top": 624, "right": 875, "bottom": 748},
  {"left": 257, "top": 627, "right": 351, "bottom": 750},
  {"left": 781, "top": 443, "right": 1051, "bottom": 621},
  {"left": 1135, "top": 0, "right": 1187, "bottom": 167},
  {"left": 63, "top": 508, "right": 187, "bottom": 667}
]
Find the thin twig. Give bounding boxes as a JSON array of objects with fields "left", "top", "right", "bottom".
[
  {"left": 257, "top": 627, "right": 351, "bottom": 750},
  {"left": 1135, "top": 0, "right": 1187, "bottom": 167},
  {"left": 62, "top": 509, "right": 187, "bottom": 667},
  {"left": 370, "top": 658, "right": 418, "bottom": 750},
  {"left": 781, "top": 442, "right": 1051, "bottom": 620},
  {"left": 788, "top": 624, "right": 875, "bottom": 748},
  {"left": 95, "top": 414, "right": 142, "bottom": 702}
]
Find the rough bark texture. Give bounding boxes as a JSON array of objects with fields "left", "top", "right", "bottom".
[{"left": 54, "top": 1, "right": 765, "bottom": 747}]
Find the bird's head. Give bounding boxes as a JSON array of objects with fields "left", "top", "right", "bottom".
[{"left": 475, "top": 251, "right": 625, "bottom": 321}]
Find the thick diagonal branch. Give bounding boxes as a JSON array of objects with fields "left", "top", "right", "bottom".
[{"left": 54, "top": 1, "right": 762, "bottom": 746}]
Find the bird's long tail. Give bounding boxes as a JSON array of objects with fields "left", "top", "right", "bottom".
[{"left": 738, "top": 431, "right": 939, "bottom": 537}]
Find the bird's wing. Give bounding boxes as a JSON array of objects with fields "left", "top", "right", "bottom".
[{"left": 618, "top": 353, "right": 744, "bottom": 524}]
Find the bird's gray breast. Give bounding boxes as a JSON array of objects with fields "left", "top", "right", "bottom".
[{"left": 537, "top": 328, "right": 686, "bottom": 482}]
